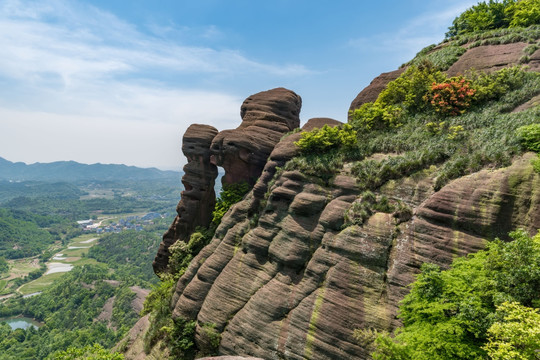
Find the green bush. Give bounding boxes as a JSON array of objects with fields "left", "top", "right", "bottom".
[
  {"left": 212, "top": 182, "right": 250, "bottom": 225},
  {"left": 349, "top": 102, "right": 402, "bottom": 130},
  {"left": 469, "top": 66, "right": 528, "bottom": 103},
  {"left": 295, "top": 124, "right": 357, "bottom": 152},
  {"left": 369, "top": 229, "right": 540, "bottom": 359},
  {"left": 447, "top": 0, "right": 540, "bottom": 38},
  {"left": 509, "top": 0, "right": 540, "bottom": 27},
  {"left": 378, "top": 63, "right": 446, "bottom": 113},
  {"left": 51, "top": 344, "right": 124, "bottom": 360},
  {"left": 350, "top": 63, "right": 445, "bottom": 130},
  {"left": 516, "top": 123, "right": 540, "bottom": 152},
  {"left": 447, "top": 0, "right": 515, "bottom": 37},
  {"left": 168, "top": 228, "right": 211, "bottom": 279},
  {"left": 532, "top": 154, "right": 540, "bottom": 173},
  {"left": 484, "top": 302, "right": 540, "bottom": 360}
]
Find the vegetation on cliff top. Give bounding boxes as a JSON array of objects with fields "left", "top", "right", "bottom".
[
  {"left": 289, "top": 62, "right": 540, "bottom": 190},
  {"left": 361, "top": 229, "right": 540, "bottom": 360},
  {"left": 446, "top": 0, "right": 540, "bottom": 38}
]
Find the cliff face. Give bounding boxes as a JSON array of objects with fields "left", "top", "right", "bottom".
[
  {"left": 169, "top": 152, "right": 538, "bottom": 359},
  {"left": 142, "top": 40, "right": 540, "bottom": 360}
]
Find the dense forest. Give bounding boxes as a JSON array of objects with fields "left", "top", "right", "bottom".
[
  {"left": 0, "top": 176, "right": 179, "bottom": 359},
  {"left": 0, "top": 225, "right": 164, "bottom": 359}
]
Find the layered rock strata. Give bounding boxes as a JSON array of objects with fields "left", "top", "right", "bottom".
[
  {"left": 170, "top": 142, "right": 539, "bottom": 359},
  {"left": 153, "top": 124, "right": 219, "bottom": 274},
  {"left": 154, "top": 88, "right": 302, "bottom": 274},
  {"left": 210, "top": 87, "right": 302, "bottom": 186}
]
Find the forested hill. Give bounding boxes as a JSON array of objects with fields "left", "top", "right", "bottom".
[{"left": 0, "top": 157, "right": 180, "bottom": 182}]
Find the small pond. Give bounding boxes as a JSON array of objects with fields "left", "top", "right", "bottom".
[{"left": 1, "top": 316, "right": 43, "bottom": 330}]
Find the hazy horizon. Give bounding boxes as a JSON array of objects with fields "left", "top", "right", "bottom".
[{"left": 0, "top": 0, "right": 478, "bottom": 169}]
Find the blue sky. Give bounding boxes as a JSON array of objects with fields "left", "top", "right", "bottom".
[{"left": 0, "top": 0, "right": 478, "bottom": 170}]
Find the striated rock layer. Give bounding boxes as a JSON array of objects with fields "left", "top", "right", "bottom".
[
  {"left": 154, "top": 88, "right": 301, "bottom": 274},
  {"left": 152, "top": 43, "right": 540, "bottom": 360},
  {"left": 154, "top": 124, "right": 218, "bottom": 274},
  {"left": 211, "top": 87, "right": 301, "bottom": 186},
  {"left": 170, "top": 147, "right": 539, "bottom": 359}
]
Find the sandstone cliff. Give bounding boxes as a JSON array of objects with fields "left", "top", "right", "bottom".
[{"left": 124, "top": 32, "right": 540, "bottom": 360}]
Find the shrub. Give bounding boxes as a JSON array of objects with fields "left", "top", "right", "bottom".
[
  {"left": 532, "top": 154, "right": 540, "bottom": 173},
  {"left": 350, "top": 63, "right": 445, "bottom": 131},
  {"left": 468, "top": 66, "right": 528, "bottom": 103},
  {"left": 516, "top": 123, "right": 540, "bottom": 152},
  {"left": 212, "top": 182, "right": 250, "bottom": 225},
  {"left": 425, "top": 121, "right": 446, "bottom": 135},
  {"left": 349, "top": 102, "right": 402, "bottom": 130},
  {"left": 425, "top": 78, "right": 476, "bottom": 116},
  {"left": 484, "top": 302, "right": 540, "bottom": 360},
  {"left": 369, "top": 229, "right": 540, "bottom": 360},
  {"left": 446, "top": 0, "right": 515, "bottom": 37},
  {"left": 523, "top": 43, "right": 539, "bottom": 55},
  {"left": 51, "top": 344, "right": 124, "bottom": 360},
  {"left": 378, "top": 62, "right": 446, "bottom": 113},
  {"left": 168, "top": 228, "right": 211, "bottom": 279},
  {"left": 508, "top": 0, "right": 540, "bottom": 27},
  {"left": 295, "top": 124, "right": 357, "bottom": 152},
  {"left": 447, "top": 125, "right": 465, "bottom": 140}
]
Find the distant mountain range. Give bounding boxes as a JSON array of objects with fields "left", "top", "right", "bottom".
[{"left": 0, "top": 157, "right": 181, "bottom": 182}]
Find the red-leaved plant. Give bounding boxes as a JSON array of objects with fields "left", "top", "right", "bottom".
[{"left": 425, "top": 78, "right": 476, "bottom": 116}]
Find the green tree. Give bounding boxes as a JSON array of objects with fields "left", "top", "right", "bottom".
[
  {"left": 484, "top": 302, "right": 540, "bottom": 360},
  {"left": 370, "top": 229, "right": 540, "bottom": 359},
  {"left": 508, "top": 0, "right": 540, "bottom": 27},
  {"left": 51, "top": 343, "right": 124, "bottom": 360}
]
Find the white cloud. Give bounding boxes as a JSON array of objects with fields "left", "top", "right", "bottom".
[{"left": 0, "top": 0, "right": 313, "bottom": 169}]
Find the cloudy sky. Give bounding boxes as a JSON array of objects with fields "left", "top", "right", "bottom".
[{"left": 0, "top": 0, "right": 478, "bottom": 170}]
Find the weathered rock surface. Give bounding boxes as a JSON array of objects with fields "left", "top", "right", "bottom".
[
  {"left": 169, "top": 146, "right": 539, "bottom": 359},
  {"left": 348, "top": 42, "right": 540, "bottom": 118},
  {"left": 153, "top": 124, "right": 219, "bottom": 274},
  {"left": 211, "top": 88, "right": 302, "bottom": 186},
  {"left": 252, "top": 117, "right": 341, "bottom": 202},
  {"left": 446, "top": 42, "right": 529, "bottom": 76},
  {"left": 154, "top": 88, "right": 302, "bottom": 274},
  {"left": 152, "top": 41, "right": 540, "bottom": 359},
  {"left": 348, "top": 68, "right": 406, "bottom": 119}
]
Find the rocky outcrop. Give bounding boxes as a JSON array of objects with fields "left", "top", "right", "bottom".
[
  {"left": 210, "top": 88, "right": 301, "bottom": 186},
  {"left": 154, "top": 88, "right": 302, "bottom": 274},
  {"left": 153, "top": 124, "right": 219, "bottom": 274},
  {"left": 252, "top": 117, "right": 342, "bottom": 202},
  {"left": 149, "top": 36, "right": 540, "bottom": 360},
  {"left": 348, "top": 42, "right": 540, "bottom": 118},
  {"left": 348, "top": 68, "right": 406, "bottom": 120},
  {"left": 446, "top": 42, "right": 530, "bottom": 76},
  {"left": 168, "top": 144, "right": 539, "bottom": 359}
]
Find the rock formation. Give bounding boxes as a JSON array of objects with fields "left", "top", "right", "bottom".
[
  {"left": 169, "top": 145, "right": 539, "bottom": 359},
  {"left": 153, "top": 88, "right": 302, "bottom": 275},
  {"left": 446, "top": 42, "right": 540, "bottom": 76},
  {"left": 153, "top": 124, "right": 219, "bottom": 274},
  {"left": 348, "top": 68, "right": 406, "bottom": 120},
  {"left": 139, "top": 39, "right": 540, "bottom": 360},
  {"left": 210, "top": 87, "right": 301, "bottom": 186}
]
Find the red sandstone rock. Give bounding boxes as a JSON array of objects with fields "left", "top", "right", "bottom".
[
  {"left": 210, "top": 88, "right": 301, "bottom": 186},
  {"left": 348, "top": 68, "right": 406, "bottom": 120},
  {"left": 169, "top": 152, "right": 539, "bottom": 360},
  {"left": 153, "top": 124, "right": 218, "bottom": 274}
]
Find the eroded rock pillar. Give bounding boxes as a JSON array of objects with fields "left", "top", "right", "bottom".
[{"left": 153, "top": 124, "right": 218, "bottom": 274}]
